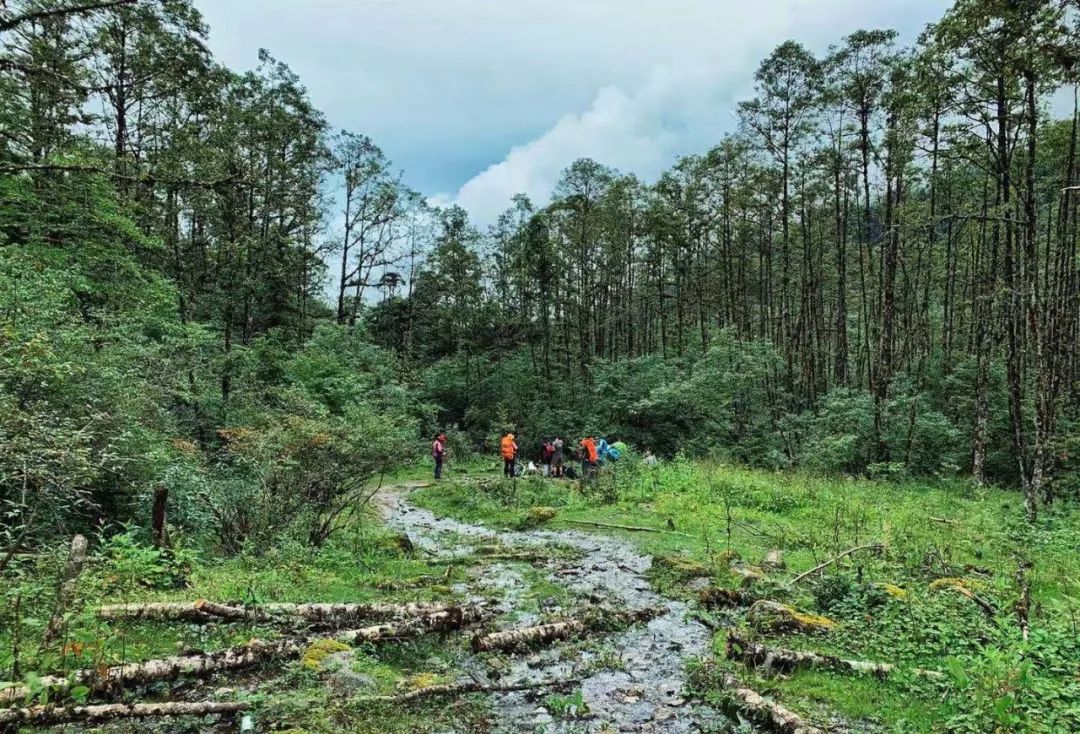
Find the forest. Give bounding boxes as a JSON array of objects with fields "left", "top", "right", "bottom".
[{"left": 2, "top": 0, "right": 1080, "bottom": 732}]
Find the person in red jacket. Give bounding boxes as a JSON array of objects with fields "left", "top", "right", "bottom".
[{"left": 432, "top": 432, "right": 447, "bottom": 481}]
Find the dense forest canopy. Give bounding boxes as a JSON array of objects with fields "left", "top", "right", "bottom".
[{"left": 2, "top": 0, "right": 1080, "bottom": 556}]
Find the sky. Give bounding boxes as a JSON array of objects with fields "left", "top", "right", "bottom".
[{"left": 194, "top": 0, "right": 953, "bottom": 224}]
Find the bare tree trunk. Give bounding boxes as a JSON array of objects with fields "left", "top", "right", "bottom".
[{"left": 41, "top": 535, "right": 88, "bottom": 649}]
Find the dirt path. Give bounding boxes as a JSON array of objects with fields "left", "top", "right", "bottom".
[{"left": 377, "top": 483, "right": 732, "bottom": 733}]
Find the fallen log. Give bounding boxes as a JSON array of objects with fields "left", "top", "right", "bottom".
[
  {"left": 356, "top": 677, "right": 581, "bottom": 704},
  {"left": 0, "top": 700, "right": 249, "bottom": 728},
  {"left": 473, "top": 620, "right": 585, "bottom": 653},
  {"left": 564, "top": 519, "right": 692, "bottom": 537},
  {"left": 791, "top": 544, "right": 883, "bottom": 584},
  {"left": 338, "top": 606, "right": 484, "bottom": 644},
  {"left": 716, "top": 670, "right": 824, "bottom": 734},
  {"left": 96, "top": 600, "right": 454, "bottom": 627},
  {"left": 429, "top": 551, "right": 552, "bottom": 565},
  {"left": 41, "top": 535, "right": 88, "bottom": 649},
  {"left": 472, "top": 607, "right": 660, "bottom": 653},
  {"left": 2, "top": 607, "right": 483, "bottom": 704},
  {"left": 726, "top": 633, "right": 943, "bottom": 680}
]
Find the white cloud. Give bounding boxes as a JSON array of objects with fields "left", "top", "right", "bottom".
[
  {"left": 434, "top": 0, "right": 950, "bottom": 223},
  {"left": 195, "top": 0, "right": 950, "bottom": 215}
]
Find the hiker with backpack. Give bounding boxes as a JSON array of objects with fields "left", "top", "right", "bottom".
[
  {"left": 541, "top": 438, "right": 555, "bottom": 477},
  {"left": 500, "top": 431, "right": 518, "bottom": 478},
  {"left": 551, "top": 436, "right": 565, "bottom": 478}
]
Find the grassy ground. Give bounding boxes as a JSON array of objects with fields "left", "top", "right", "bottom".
[
  {"left": 4, "top": 456, "right": 1079, "bottom": 732},
  {"left": 0, "top": 512, "right": 487, "bottom": 733},
  {"left": 412, "top": 456, "right": 1080, "bottom": 733}
]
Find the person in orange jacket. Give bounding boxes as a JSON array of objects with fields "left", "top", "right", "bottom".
[
  {"left": 500, "top": 432, "right": 518, "bottom": 478},
  {"left": 580, "top": 436, "right": 598, "bottom": 481}
]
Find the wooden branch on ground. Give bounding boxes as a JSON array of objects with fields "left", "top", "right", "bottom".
[
  {"left": 471, "top": 607, "right": 660, "bottom": 653},
  {"left": 356, "top": 678, "right": 581, "bottom": 704},
  {"left": 726, "top": 632, "right": 943, "bottom": 680},
  {"left": 0, "top": 700, "right": 249, "bottom": 728},
  {"left": 96, "top": 600, "right": 454, "bottom": 627},
  {"left": 791, "top": 544, "right": 883, "bottom": 584},
  {"left": 564, "top": 519, "right": 691, "bottom": 537},
  {"left": 929, "top": 516, "right": 959, "bottom": 525},
  {"left": 2, "top": 608, "right": 483, "bottom": 704},
  {"left": 40, "top": 535, "right": 88, "bottom": 649},
  {"left": 429, "top": 551, "right": 551, "bottom": 565}
]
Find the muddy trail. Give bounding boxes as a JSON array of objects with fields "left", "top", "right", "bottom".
[{"left": 378, "top": 483, "right": 736, "bottom": 733}]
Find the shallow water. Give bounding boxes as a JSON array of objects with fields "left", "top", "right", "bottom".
[{"left": 378, "top": 487, "right": 737, "bottom": 733}]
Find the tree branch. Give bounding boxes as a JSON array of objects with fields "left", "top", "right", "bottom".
[
  {"left": 0, "top": 0, "right": 137, "bottom": 32},
  {"left": 0, "top": 163, "right": 240, "bottom": 189}
]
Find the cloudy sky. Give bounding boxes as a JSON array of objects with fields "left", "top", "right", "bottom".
[{"left": 194, "top": 0, "right": 952, "bottom": 223}]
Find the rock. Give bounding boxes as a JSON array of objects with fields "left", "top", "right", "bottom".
[
  {"left": 301, "top": 639, "right": 351, "bottom": 670},
  {"left": 716, "top": 549, "right": 741, "bottom": 565},
  {"left": 747, "top": 600, "right": 836, "bottom": 634},
  {"left": 929, "top": 577, "right": 980, "bottom": 593},
  {"left": 687, "top": 577, "right": 713, "bottom": 592},
  {"left": 730, "top": 563, "right": 765, "bottom": 587},
  {"left": 320, "top": 651, "right": 375, "bottom": 694},
  {"left": 761, "top": 549, "right": 786, "bottom": 570},
  {"left": 523, "top": 506, "right": 559, "bottom": 527},
  {"left": 654, "top": 553, "right": 711, "bottom": 579},
  {"left": 877, "top": 582, "right": 908, "bottom": 599}
]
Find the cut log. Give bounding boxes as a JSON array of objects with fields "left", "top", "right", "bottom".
[
  {"left": 473, "top": 620, "right": 585, "bottom": 653},
  {"left": 791, "top": 544, "right": 883, "bottom": 584},
  {"left": 471, "top": 607, "right": 660, "bottom": 653},
  {"left": 96, "top": 600, "right": 454, "bottom": 627},
  {"left": 356, "top": 677, "right": 581, "bottom": 704},
  {"left": 0, "top": 700, "right": 249, "bottom": 728},
  {"left": 716, "top": 670, "right": 824, "bottom": 734},
  {"left": 2, "top": 607, "right": 483, "bottom": 704},
  {"left": 338, "top": 606, "right": 484, "bottom": 644},
  {"left": 564, "top": 519, "right": 691, "bottom": 537},
  {"left": 726, "top": 632, "right": 943, "bottom": 680},
  {"left": 41, "top": 535, "right": 89, "bottom": 649}
]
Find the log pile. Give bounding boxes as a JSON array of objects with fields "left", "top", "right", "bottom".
[{"left": 1, "top": 605, "right": 485, "bottom": 705}]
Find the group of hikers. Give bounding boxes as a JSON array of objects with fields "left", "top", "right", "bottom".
[
  {"left": 499, "top": 432, "right": 629, "bottom": 480},
  {"left": 431, "top": 430, "right": 653, "bottom": 482}
]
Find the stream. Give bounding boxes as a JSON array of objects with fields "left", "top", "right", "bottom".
[{"left": 378, "top": 484, "right": 736, "bottom": 733}]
